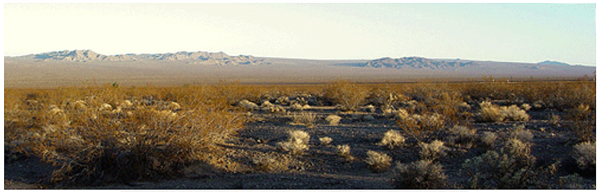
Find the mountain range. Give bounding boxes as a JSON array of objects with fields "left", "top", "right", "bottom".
[
  {"left": 5, "top": 49, "right": 595, "bottom": 88},
  {"left": 15, "top": 50, "right": 270, "bottom": 65},
  {"left": 9, "top": 49, "right": 587, "bottom": 70}
]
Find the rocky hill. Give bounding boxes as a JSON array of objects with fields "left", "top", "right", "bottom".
[
  {"left": 15, "top": 50, "right": 270, "bottom": 65},
  {"left": 364, "top": 57, "right": 476, "bottom": 69}
]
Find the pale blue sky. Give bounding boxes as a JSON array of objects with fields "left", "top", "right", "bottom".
[{"left": 4, "top": 3, "right": 596, "bottom": 66}]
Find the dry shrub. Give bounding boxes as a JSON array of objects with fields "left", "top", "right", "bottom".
[
  {"left": 377, "top": 129, "right": 405, "bottom": 149},
  {"left": 509, "top": 124, "right": 534, "bottom": 143},
  {"left": 446, "top": 125, "right": 476, "bottom": 147},
  {"left": 548, "top": 113, "right": 561, "bottom": 127},
  {"left": 275, "top": 96, "right": 290, "bottom": 105},
  {"left": 542, "top": 81, "right": 595, "bottom": 110},
  {"left": 325, "top": 114, "right": 342, "bottom": 126},
  {"left": 290, "top": 112, "right": 317, "bottom": 128},
  {"left": 393, "top": 160, "right": 447, "bottom": 189},
  {"left": 365, "top": 104, "right": 376, "bottom": 113},
  {"left": 367, "top": 87, "right": 409, "bottom": 111},
  {"left": 6, "top": 87, "right": 244, "bottom": 187},
  {"left": 260, "top": 101, "right": 286, "bottom": 113},
  {"left": 460, "top": 138, "right": 546, "bottom": 189},
  {"left": 238, "top": 99, "right": 260, "bottom": 111},
  {"left": 502, "top": 105, "right": 530, "bottom": 121},
  {"left": 425, "top": 91, "right": 469, "bottom": 125},
  {"left": 364, "top": 150, "right": 392, "bottom": 173},
  {"left": 290, "top": 103, "right": 308, "bottom": 111},
  {"left": 216, "top": 82, "right": 265, "bottom": 106},
  {"left": 558, "top": 173, "right": 587, "bottom": 189},
  {"left": 419, "top": 140, "right": 448, "bottom": 161},
  {"left": 520, "top": 103, "right": 531, "bottom": 111},
  {"left": 477, "top": 101, "right": 504, "bottom": 122},
  {"left": 319, "top": 137, "right": 333, "bottom": 146},
  {"left": 336, "top": 144, "right": 354, "bottom": 161},
  {"left": 572, "top": 141, "right": 596, "bottom": 170},
  {"left": 566, "top": 107, "right": 596, "bottom": 142},
  {"left": 565, "top": 104, "right": 592, "bottom": 121},
  {"left": 277, "top": 130, "right": 310, "bottom": 156},
  {"left": 477, "top": 102, "right": 529, "bottom": 122},
  {"left": 324, "top": 80, "right": 370, "bottom": 112},
  {"left": 396, "top": 112, "right": 445, "bottom": 141},
  {"left": 252, "top": 153, "right": 290, "bottom": 173},
  {"left": 480, "top": 131, "right": 498, "bottom": 148}
]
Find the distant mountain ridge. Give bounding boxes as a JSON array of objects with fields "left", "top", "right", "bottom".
[
  {"left": 538, "top": 60, "right": 569, "bottom": 66},
  {"left": 14, "top": 50, "right": 270, "bottom": 65},
  {"left": 7, "top": 50, "right": 593, "bottom": 70},
  {"left": 364, "top": 57, "right": 476, "bottom": 69}
]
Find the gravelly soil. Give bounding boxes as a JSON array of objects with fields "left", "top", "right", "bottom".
[{"left": 4, "top": 106, "right": 596, "bottom": 189}]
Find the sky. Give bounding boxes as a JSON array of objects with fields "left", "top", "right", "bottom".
[{"left": 3, "top": 3, "right": 597, "bottom": 66}]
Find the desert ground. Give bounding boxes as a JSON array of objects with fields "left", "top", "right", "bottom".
[{"left": 4, "top": 80, "right": 596, "bottom": 189}]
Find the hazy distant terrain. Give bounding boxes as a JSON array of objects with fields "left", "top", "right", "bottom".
[{"left": 4, "top": 50, "right": 595, "bottom": 87}]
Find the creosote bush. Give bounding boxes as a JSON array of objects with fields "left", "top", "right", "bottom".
[
  {"left": 460, "top": 138, "right": 551, "bottom": 189},
  {"left": 364, "top": 150, "right": 392, "bottom": 173},
  {"left": 324, "top": 81, "right": 370, "bottom": 112},
  {"left": 393, "top": 160, "right": 447, "bottom": 189}
]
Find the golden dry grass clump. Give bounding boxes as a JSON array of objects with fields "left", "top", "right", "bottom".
[{"left": 4, "top": 85, "right": 245, "bottom": 186}]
